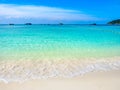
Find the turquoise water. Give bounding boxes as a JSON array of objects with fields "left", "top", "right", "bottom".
[
  {"left": 0, "top": 25, "right": 120, "bottom": 61},
  {"left": 0, "top": 25, "right": 120, "bottom": 82}
]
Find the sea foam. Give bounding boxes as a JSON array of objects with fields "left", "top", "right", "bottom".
[{"left": 0, "top": 57, "right": 120, "bottom": 83}]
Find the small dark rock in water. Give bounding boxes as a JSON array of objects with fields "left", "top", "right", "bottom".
[
  {"left": 90, "top": 23, "right": 97, "bottom": 25},
  {"left": 59, "top": 23, "right": 63, "bottom": 25},
  {"left": 25, "top": 23, "right": 32, "bottom": 25},
  {"left": 9, "top": 23, "right": 14, "bottom": 25}
]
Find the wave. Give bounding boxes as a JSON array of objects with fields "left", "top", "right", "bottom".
[{"left": 0, "top": 57, "right": 120, "bottom": 83}]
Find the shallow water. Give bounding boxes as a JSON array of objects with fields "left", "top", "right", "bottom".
[
  {"left": 0, "top": 25, "right": 120, "bottom": 61},
  {"left": 0, "top": 25, "right": 120, "bottom": 82}
]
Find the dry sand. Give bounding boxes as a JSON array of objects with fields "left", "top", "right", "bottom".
[{"left": 0, "top": 70, "right": 120, "bottom": 90}]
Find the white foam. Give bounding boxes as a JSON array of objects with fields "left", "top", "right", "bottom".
[{"left": 0, "top": 57, "right": 120, "bottom": 83}]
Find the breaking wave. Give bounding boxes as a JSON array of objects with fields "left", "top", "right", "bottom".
[{"left": 0, "top": 57, "right": 120, "bottom": 83}]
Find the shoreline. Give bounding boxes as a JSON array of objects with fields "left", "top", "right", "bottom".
[
  {"left": 0, "top": 70, "right": 120, "bottom": 90},
  {"left": 0, "top": 57, "right": 120, "bottom": 83}
]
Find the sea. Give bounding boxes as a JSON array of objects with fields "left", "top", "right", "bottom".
[{"left": 0, "top": 24, "right": 120, "bottom": 82}]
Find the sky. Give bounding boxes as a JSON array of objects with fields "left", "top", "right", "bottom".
[{"left": 0, "top": 0, "right": 120, "bottom": 24}]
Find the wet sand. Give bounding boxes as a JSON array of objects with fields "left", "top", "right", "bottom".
[{"left": 0, "top": 70, "right": 120, "bottom": 90}]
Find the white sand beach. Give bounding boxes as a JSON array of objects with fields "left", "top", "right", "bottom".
[
  {"left": 0, "top": 70, "right": 120, "bottom": 90},
  {"left": 0, "top": 1, "right": 120, "bottom": 90}
]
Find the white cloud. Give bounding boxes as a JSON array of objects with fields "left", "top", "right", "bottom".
[{"left": 0, "top": 4, "right": 100, "bottom": 22}]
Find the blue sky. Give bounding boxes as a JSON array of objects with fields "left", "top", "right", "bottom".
[{"left": 0, "top": 0, "right": 120, "bottom": 24}]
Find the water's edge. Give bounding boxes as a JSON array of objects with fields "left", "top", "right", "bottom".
[{"left": 0, "top": 57, "right": 120, "bottom": 83}]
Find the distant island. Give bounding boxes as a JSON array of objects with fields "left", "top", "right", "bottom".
[
  {"left": 90, "top": 23, "right": 97, "bottom": 25},
  {"left": 9, "top": 23, "right": 14, "bottom": 25},
  {"left": 59, "top": 23, "right": 64, "bottom": 25},
  {"left": 107, "top": 19, "right": 120, "bottom": 25},
  {"left": 25, "top": 23, "right": 32, "bottom": 25}
]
